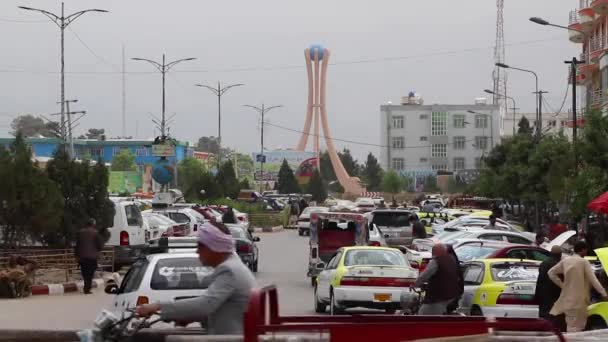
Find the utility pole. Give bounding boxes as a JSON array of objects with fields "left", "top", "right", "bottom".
[
  {"left": 122, "top": 44, "right": 126, "bottom": 138},
  {"left": 509, "top": 106, "right": 520, "bottom": 135},
  {"left": 195, "top": 81, "right": 244, "bottom": 167},
  {"left": 566, "top": 58, "right": 585, "bottom": 168},
  {"left": 534, "top": 90, "right": 549, "bottom": 141},
  {"left": 51, "top": 99, "right": 85, "bottom": 159},
  {"left": 244, "top": 104, "right": 283, "bottom": 191},
  {"left": 132, "top": 54, "right": 196, "bottom": 137},
  {"left": 19, "top": 3, "right": 107, "bottom": 147}
]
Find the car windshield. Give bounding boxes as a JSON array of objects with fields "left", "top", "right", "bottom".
[
  {"left": 490, "top": 263, "right": 539, "bottom": 282},
  {"left": 229, "top": 226, "right": 247, "bottom": 239},
  {"left": 454, "top": 245, "right": 500, "bottom": 262},
  {"left": 150, "top": 257, "right": 212, "bottom": 290},
  {"left": 438, "top": 231, "right": 473, "bottom": 244},
  {"left": 301, "top": 207, "right": 328, "bottom": 216},
  {"left": 147, "top": 214, "right": 174, "bottom": 225},
  {"left": 344, "top": 249, "right": 406, "bottom": 266},
  {"left": 372, "top": 212, "right": 411, "bottom": 227}
]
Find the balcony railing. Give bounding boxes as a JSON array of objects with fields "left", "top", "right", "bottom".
[
  {"left": 581, "top": 0, "right": 592, "bottom": 8},
  {"left": 589, "top": 88, "right": 605, "bottom": 107},
  {"left": 590, "top": 34, "right": 607, "bottom": 52},
  {"left": 570, "top": 10, "right": 581, "bottom": 25}
]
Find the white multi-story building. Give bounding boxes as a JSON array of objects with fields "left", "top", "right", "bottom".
[
  {"left": 501, "top": 112, "right": 572, "bottom": 138},
  {"left": 379, "top": 93, "right": 499, "bottom": 175}
]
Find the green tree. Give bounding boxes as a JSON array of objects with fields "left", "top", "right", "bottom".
[
  {"left": 319, "top": 150, "right": 336, "bottom": 182},
  {"left": 178, "top": 157, "right": 209, "bottom": 201},
  {"left": 517, "top": 116, "right": 533, "bottom": 136},
  {"left": 86, "top": 159, "right": 116, "bottom": 242},
  {"left": 339, "top": 149, "right": 360, "bottom": 176},
  {"left": 216, "top": 160, "right": 240, "bottom": 199},
  {"left": 276, "top": 159, "right": 301, "bottom": 194},
  {"left": 111, "top": 149, "right": 137, "bottom": 171},
  {"left": 307, "top": 169, "right": 327, "bottom": 203},
  {"left": 239, "top": 178, "right": 251, "bottom": 191},
  {"left": 0, "top": 133, "right": 63, "bottom": 247},
  {"left": 361, "top": 152, "right": 383, "bottom": 191},
  {"left": 10, "top": 115, "right": 61, "bottom": 138},
  {"left": 381, "top": 169, "right": 405, "bottom": 200}
]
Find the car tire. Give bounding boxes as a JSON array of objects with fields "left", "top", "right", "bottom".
[
  {"left": 586, "top": 316, "right": 608, "bottom": 330},
  {"left": 298, "top": 229, "right": 303, "bottom": 236},
  {"left": 252, "top": 259, "right": 258, "bottom": 273},
  {"left": 470, "top": 306, "right": 483, "bottom": 316},
  {"left": 330, "top": 290, "right": 344, "bottom": 315},
  {"left": 314, "top": 286, "right": 327, "bottom": 313},
  {"left": 310, "top": 276, "right": 317, "bottom": 287}
]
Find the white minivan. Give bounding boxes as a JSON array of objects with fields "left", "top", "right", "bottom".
[{"left": 108, "top": 198, "right": 150, "bottom": 268}]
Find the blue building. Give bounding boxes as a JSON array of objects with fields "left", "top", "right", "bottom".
[{"left": 0, "top": 137, "right": 193, "bottom": 170}]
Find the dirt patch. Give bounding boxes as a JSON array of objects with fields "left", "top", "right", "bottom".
[{"left": 33, "top": 268, "right": 112, "bottom": 285}]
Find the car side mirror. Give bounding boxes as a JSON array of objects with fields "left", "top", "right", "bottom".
[
  {"left": 316, "top": 262, "right": 326, "bottom": 269},
  {"left": 384, "top": 234, "right": 390, "bottom": 239},
  {"left": 105, "top": 283, "right": 119, "bottom": 294},
  {"left": 253, "top": 236, "right": 261, "bottom": 242}
]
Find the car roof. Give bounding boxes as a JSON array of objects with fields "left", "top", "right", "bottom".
[
  {"left": 371, "top": 209, "right": 413, "bottom": 213},
  {"left": 465, "top": 258, "right": 541, "bottom": 265},
  {"left": 146, "top": 252, "right": 200, "bottom": 262},
  {"left": 340, "top": 246, "right": 401, "bottom": 253}
]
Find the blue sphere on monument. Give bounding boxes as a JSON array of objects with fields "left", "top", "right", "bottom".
[
  {"left": 152, "top": 158, "right": 175, "bottom": 185},
  {"left": 309, "top": 44, "right": 325, "bottom": 60}
]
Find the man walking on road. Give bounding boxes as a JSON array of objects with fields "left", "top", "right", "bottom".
[
  {"left": 548, "top": 241, "right": 608, "bottom": 332},
  {"left": 535, "top": 246, "right": 565, "bottom": 331},
  {"left": 414, "top": 243, "right": 460, "bottom": 315},
  {"left": 75, "top": 218, "right": 104, "bottom": 294}
]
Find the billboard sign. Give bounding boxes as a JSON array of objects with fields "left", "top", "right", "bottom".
[
  {"left": 109, "top": 171, "right": 143, "bottom": 194},
  {"left": 152, "top": 142, "right": 175, "bottom": 157},
  {"left": 251, "top": 150, "right": 315, "bottom": 182}
]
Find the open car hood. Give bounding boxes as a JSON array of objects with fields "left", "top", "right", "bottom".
[
  {"left": 544, "top": 230, "right": 576, "bottom": 251},
  {"left": 595, "top": 247, "right": 608, "bottom": 272}
]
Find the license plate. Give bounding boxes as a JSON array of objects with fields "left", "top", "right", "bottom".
[{"left": 374, "top": 293, "right": 391, "bottom": 302}]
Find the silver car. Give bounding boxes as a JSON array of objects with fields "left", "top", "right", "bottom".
[{"left": 366, "top": 210, "right": 414, "bottom": 247}]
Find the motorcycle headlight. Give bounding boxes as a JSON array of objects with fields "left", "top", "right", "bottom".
[{"left": 94, "top": 310, "right": 119, "bottom": 330}]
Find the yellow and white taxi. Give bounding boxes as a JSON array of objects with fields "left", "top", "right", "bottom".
[
  {"left": 313, "top": 246, "right": 418, "bottom": 315},
  {"left": 458, "top": 258, "right": 540, "bottom": 318}
]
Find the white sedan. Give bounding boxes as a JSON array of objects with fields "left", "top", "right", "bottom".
[{"left": 314, "top": 246, "right": 418, "bottom": 315}]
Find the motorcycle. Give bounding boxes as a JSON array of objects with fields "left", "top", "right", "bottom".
[
  {"left": 400, "top": 285, "right": 465, "bottom": 316},
  {"left": 77, "top": 308, "right": 161, "bottom": 342}
]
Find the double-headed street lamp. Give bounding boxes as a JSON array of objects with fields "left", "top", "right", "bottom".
[
  {"left": 484, "top": 89, "right": 518, "bottom": 135},
  {"left": 244, "top": 104, "right": 283, "bottom": 191},
  {"left": 530, "top": 17, "right": 586, "bottom": 168},
  {"left": 495, "top": 63, "right": 542, "bottom": 141},
  {"left": 196, "top": 82, "right": 244, "bottom": 166},
  {"left": 19, "top": 3, "right": 107, "bottom": 143},
  {"left": 132, "top": 54, "right": 196, "bottom": 137}
]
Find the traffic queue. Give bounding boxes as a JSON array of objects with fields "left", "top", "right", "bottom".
[{"left": 302, "top": 196, "right": 608, "bottom": 333}]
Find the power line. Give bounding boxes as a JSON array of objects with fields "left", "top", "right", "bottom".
[
  {"left": 0, "top": 17, "right": 46, "bottom": 23},
  {"left": 68, "top": 27, "right": 120, "bottom": 71},
  {"left": 0, "top": 35, "right": 564, "bottom": 75}
]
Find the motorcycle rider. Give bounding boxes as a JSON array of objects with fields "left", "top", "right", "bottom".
[
  {"left": 414, "top": 243, "right": 460, "bottom": 315},
  {"left": 136, "top": 222, "right": 256, "bottom": 335}
]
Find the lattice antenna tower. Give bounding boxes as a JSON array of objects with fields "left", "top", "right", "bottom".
[{"left": 492, "top": 0, "right": 507, "bottom": 113}]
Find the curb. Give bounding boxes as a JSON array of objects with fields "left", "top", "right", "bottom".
[
  {"left": 253, "top": 226, "right": 284, "bottom": 233},
  {"left": 30, "top": 278, "right": 104, "bottom": 296}
]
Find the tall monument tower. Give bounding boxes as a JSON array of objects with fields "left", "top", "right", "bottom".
[{"left": 296, "top": 44, "right": 364, "bottom": 195}]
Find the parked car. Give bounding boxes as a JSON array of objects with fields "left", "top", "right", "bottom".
[
  {"left": 298, "top": 206, "right": 330, "bottom": 236},
  {"left": 226, "top": 224, "right": 260, "bottom": 272},
  {"left": 141, "top": 212, "right": 189, "bottom": 239},
  {"left": 313, "top": 246, "right": 418, "bottom": 314},
  {"left": 147, "top": 208, "right": 206, "bottom": 235},
  {"left": 354, "top": 197, "right": 375, "bottom": 213},
  {"left": 366, "top": 210, "right": 415, "bottom": 246},
  {"left": 237, "top": 190, "right": 262, "bottom": 203},
  {"left": 412, "top": 228, "right": 534, "bottom": 253},
  {"left": 453, "top": 240, "right": 551, "bottom": 263},
  {"left": 107, "top": 198, "right": 149, "bottom": 268}
]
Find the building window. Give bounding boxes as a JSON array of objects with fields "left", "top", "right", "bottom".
[
  {"left": 419, "top": 114, "right": 428, "bottom": 120},
  {"left": 475, "top": 115, "right": 488, "bottom": 129},
  {"left": 420, "top": 158, "right": 428, "bottom": 163},
  {"left": 392, "top": 158, "right": 405, "bottom": 170},
  {"left": 420, "top": 136, "right": 428, "bottom": 141},
  {"left": 453, "top": 114, "right": 466, "bottom": 128},
  {"left": 475, "top": 136, "right": 488, "bottom": 150},
  {"left": 431, "top": 112, "right": 448, "bottom": 136},
  {"left": 475, "top": 157, "right": 483, "bottom": 169},
  {"left": 392, "top": 137, "right": 405, "bottom": 149},
  {"left": 112, "top": 146, "right": 128, "bottom": 156},
  {"left": 136, "top": 146, "right": 150, "bottom": 157},
  {"left": 453, "top": 136, "right": 466, "bottom": 150},
  {"left": 560, "top": 120, "right": 567, "bottom": 127},
  {"left": 432, "top": 164, "right": 447, "bottom": 171},
  {"left": 431, "top": 144, "right": 447, "bottom": 157},
  {"left": 453, "top": 157, "right": 465, "bottom": 170},
  {"left": 392, "top": 116, "right": 404, "bottom": 129},
  {"left": 89, "top": 147, "right": 104, "bottom": 158}
]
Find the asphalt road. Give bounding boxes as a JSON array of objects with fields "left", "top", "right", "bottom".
[{"left": 0, "top": 229, "right": 314, "bottom": 330}]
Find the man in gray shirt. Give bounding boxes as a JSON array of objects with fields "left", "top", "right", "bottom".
[{"left": 136, "top": 223, "right": 256, "bottom": 335}]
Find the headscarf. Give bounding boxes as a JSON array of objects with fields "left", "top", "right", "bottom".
[{"left": 197, "top": 222, "right": 235, "bottom": 253}]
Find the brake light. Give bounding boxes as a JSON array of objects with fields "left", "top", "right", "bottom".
[
  {"left": 340, "top": 277, "right": 413, "bottom": 287},
  {"left": 120, "top": 231, "right": 129, "bottom": 246},
  {"left": 237, "top": 243, "right": 252, "bottom": 253},
  {"left": 410, "top": 261, "right": 420, "bottom": 269},
  {"left": 496, "top": 293, "right": 538, "bottom": 305},
  {"left": 368, "top": 241, "right": 381, "bottom": 247},
  {"left": 419, "top": 259, "right": 430, "bottom": 272},
  {"left": 136, "top": 296, "right": 149, "bottom": 306},
  {"left": 238, "top": 216, "right": 244, "bottom": 222}
]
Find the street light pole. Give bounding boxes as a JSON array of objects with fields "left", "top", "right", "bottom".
[
  {"left": 132, "top": 54, "right": 196, "bottom": 137},
  {"left": 195, "top": 82, "right": 244, "bottom": 167},
  {"left": 468, "top": 110, "right": 493, "bottom": 151},
  {"left": 495, "top": 63, "right": 541, "bottom": 140},
  {"left": 19, "top": 3, "right": 107, "bottom": 145},
  {"left": 244, "top": 104, "right": 283, "bottom": 191},
  {"left": 484, "top": 89, "right": 517, "bottom": 135}
]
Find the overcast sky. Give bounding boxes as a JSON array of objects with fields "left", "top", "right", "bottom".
[{"left": 0, "top": 0, "right": 577, "bottom": 161}]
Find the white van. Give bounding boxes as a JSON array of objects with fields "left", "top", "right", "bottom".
[{"left": 108, "top": 198, "right": 150, "bottom": 268}]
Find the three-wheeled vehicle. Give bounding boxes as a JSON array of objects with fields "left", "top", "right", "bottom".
[{"left": 308, "top": 212, "right": 368, "bottom": 286}]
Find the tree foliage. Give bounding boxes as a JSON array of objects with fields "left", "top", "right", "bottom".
[
  {"left": 361, "top": 152, "right": 383, "bottom": 191},
  {"left": 216, "top": 160, "right": 240, "bottom": 199},
  {"left": 339, "top": 149, "right": 360, "bottom": 176},
  {"left": 517, "top": 116, "right": 533, "bottom": 136},
  {"left": 307, "top": 169, "right": 327, "bottom": 203},
  {"left": 0, "top": 133, "right": 64, "bottom": 247},
  {"left": 381, "top": 170, "right": 405, "bottom": 195},
  {"left": 10, "top": 115, "right": 61, "bottom": 138},
  {"left": 276, "top": 159, "right": 301, "bottom": 194},
  {"left": 111, "top": 149, "right": 137, "bottom": 171}
]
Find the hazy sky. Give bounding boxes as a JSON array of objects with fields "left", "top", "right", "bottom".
[{"left": 0, "top": 0, "right": 578, "bottom": 161}]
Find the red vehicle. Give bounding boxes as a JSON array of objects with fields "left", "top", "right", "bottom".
[{"left": 452, "top": 240, "right": 550, "bottom": 263}]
